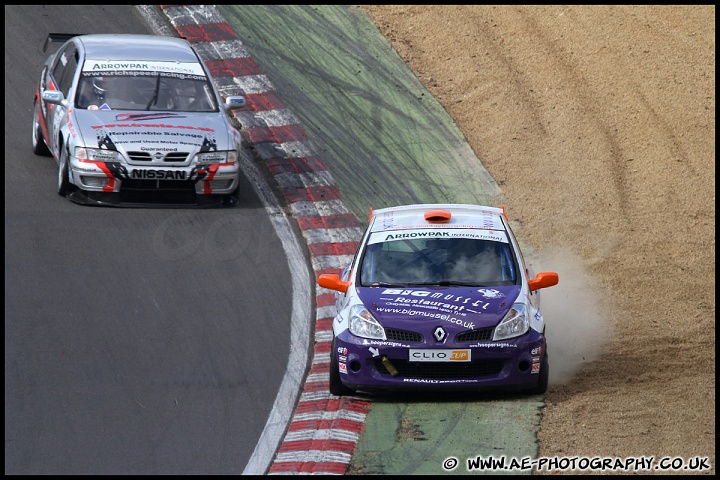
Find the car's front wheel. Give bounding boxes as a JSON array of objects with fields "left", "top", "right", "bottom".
[
  {"left": 57, "top": 147, "right": 76, "bottom": 197},
  {"left": 329, "top": 339, "right": 354, "bottom": 396},
  {"left": 526, "top": 354, "right": 549, "bottom": 395},
  {"left": 222, "top": 185, "right": 240, "bottom": 207},
  {"left": 32, "top": 98, "right": 51, "bottom": 157}
]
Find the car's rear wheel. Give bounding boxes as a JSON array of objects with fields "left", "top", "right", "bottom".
[
  {"left": 329, "top": 339, "right": 354, "bottom": 396},
  {"left": 32, "top": 98, "right": 51, "bottom": 157},
  {"left": 57, "top": 146, "right": 76, "bottom": 197},
  {"left": 526, "top": 354, "right": 549, "bottom": 395}
]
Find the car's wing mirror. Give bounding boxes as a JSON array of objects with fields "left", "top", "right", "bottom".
[
  {"left": 224, "top": 95, "right": 246, "bottom": 110},
  {"left": 41, "top": 90, "right": 65, "bottom": 106},
  {"left": 528, "top": 271, "right": 559, "bottom": 291},
  {"left": 318, "top": 274, "right": 350, "bottom": 294}
]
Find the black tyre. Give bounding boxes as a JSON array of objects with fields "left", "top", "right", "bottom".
[
  {"left": 223, "top": 185, "right": 241, "bottom": 206},
  {"left": 329, "top": 339, "right": 354, "bottom": 396},
  {"left": 526, "top": 354, "right": 549, "bottom": 395},
  {"left": 32, "top": 98, "right": 51, "bottom": 156},
  {"left": 57, "top": 146, "right": 76, "bottom": 197}
]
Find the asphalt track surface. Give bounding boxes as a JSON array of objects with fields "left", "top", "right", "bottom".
[
  {"left": 4, "top": 5, "right": 310, "bottom": 475},
  {"left": 6, "top": 5, "right": 546, "bottom": 475}
]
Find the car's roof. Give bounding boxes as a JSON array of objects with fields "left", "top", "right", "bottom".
[
  {"left": 75, "top": 34, "right": 199, "bottom": 63},
  {"left": 368, "top": 204, "right": 508, "bottom": 232}
]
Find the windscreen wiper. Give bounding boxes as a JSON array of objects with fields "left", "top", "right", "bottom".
[
  {"left": 146, "top": 74, "right": 161, "bottom": 110},
  {"left": 403, "top": 281, "right": 484, "bottom": 287},
  {"left": 367, "top": 282, "right": 403, "bottom": 288},
  {"left": 366, "top": 281, "right": 485, "bottom": 288}
]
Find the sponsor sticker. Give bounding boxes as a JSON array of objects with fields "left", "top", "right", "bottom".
[
  {"left": 409, "top": 349, "right": 471, "bottom": 362},
  {"left": 369, "top": 228, "right": 507, "bottom": 245},
  {"left": 477, "top": 288, "right": 505, "bottom": 299},
  {"left": 83, "top": 60, "right": 206, "bottom": 76},
  {"left": 130, "top": 169, "right": 186, "bottom": 180}
]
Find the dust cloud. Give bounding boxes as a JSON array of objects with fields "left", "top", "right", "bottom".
[{"left": 533, "top": 248, "right": 614, "bottom": 386}]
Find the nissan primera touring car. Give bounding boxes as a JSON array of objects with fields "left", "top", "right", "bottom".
[
  {"left": 318, "top": 204, "right": 559, "bottom": 396},
  {"left": 32, "top": 33, "right": 247, "bottom": 206}
]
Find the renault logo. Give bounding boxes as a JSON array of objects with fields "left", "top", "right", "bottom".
[{"left": 433, "top": 326, "right": 446, "bottom": 342}]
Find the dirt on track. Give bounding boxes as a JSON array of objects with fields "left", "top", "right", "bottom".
[{"left": 361, "top": 5, "right": 715, "bottom": 474}]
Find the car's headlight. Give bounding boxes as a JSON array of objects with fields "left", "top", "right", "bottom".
[
  {"left": 75, "top": 147, "right": 122, "bottom": 162},
  {"left": 493, "top": 303, "right": 529, "bottom": 341},
  {"left": 195, "top": 151, "right": 237, "bottom": 165},
  {"left": 348, "top": 304, "right": 386, "bottom": 340}
]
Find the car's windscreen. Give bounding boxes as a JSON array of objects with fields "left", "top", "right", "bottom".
[
  {"left": 76, "top": 71, "right": 218, "bottom": 112},
  {"left": 359, "top": 230, "right": 518, "bottom": 287}
]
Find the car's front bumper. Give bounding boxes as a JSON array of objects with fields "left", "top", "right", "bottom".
[
  {"left": 68, "top": 157, "right": 240, "bottom": 196},
  {"left": 335, "top": 329, "right": 546, "bottom": 393},
  {"left": 66, "top": 189, "right": 234, "bottom": 207}
]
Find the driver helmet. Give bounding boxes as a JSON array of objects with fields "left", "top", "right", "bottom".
[{"left": 92, "top": 76, "right": 108, "bottom": 100}]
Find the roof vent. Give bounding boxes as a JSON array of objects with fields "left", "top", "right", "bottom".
[{"left": 424, "top": 209, "right": 452, "bottom": 223}]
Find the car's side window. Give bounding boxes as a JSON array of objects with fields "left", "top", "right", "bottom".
[{"left": 51, "top": 44, "right": 79, "bottom": 98}]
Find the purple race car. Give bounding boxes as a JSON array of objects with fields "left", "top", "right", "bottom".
[{"left": 318, "top": 204, "right": 559, "bottom": 396}]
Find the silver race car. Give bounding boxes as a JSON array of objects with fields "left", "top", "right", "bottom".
[{"left": 32, "top": 33, "right": 247, "bottom": 206}]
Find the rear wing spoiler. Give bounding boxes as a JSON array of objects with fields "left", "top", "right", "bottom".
[{"left": 43, "top": 33, "right": 85, "bottom": 53}]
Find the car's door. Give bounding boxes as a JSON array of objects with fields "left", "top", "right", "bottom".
[{"left": 44, "top": 41, "right": 79, "bottom": 154}]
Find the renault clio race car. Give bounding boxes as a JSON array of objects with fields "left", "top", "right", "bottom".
[
  {"left": 32, "top": 33, "right": 247, "bottom": 206},
  {"left": 319, "top": 204, "right": 559, "bottom": 396}
]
